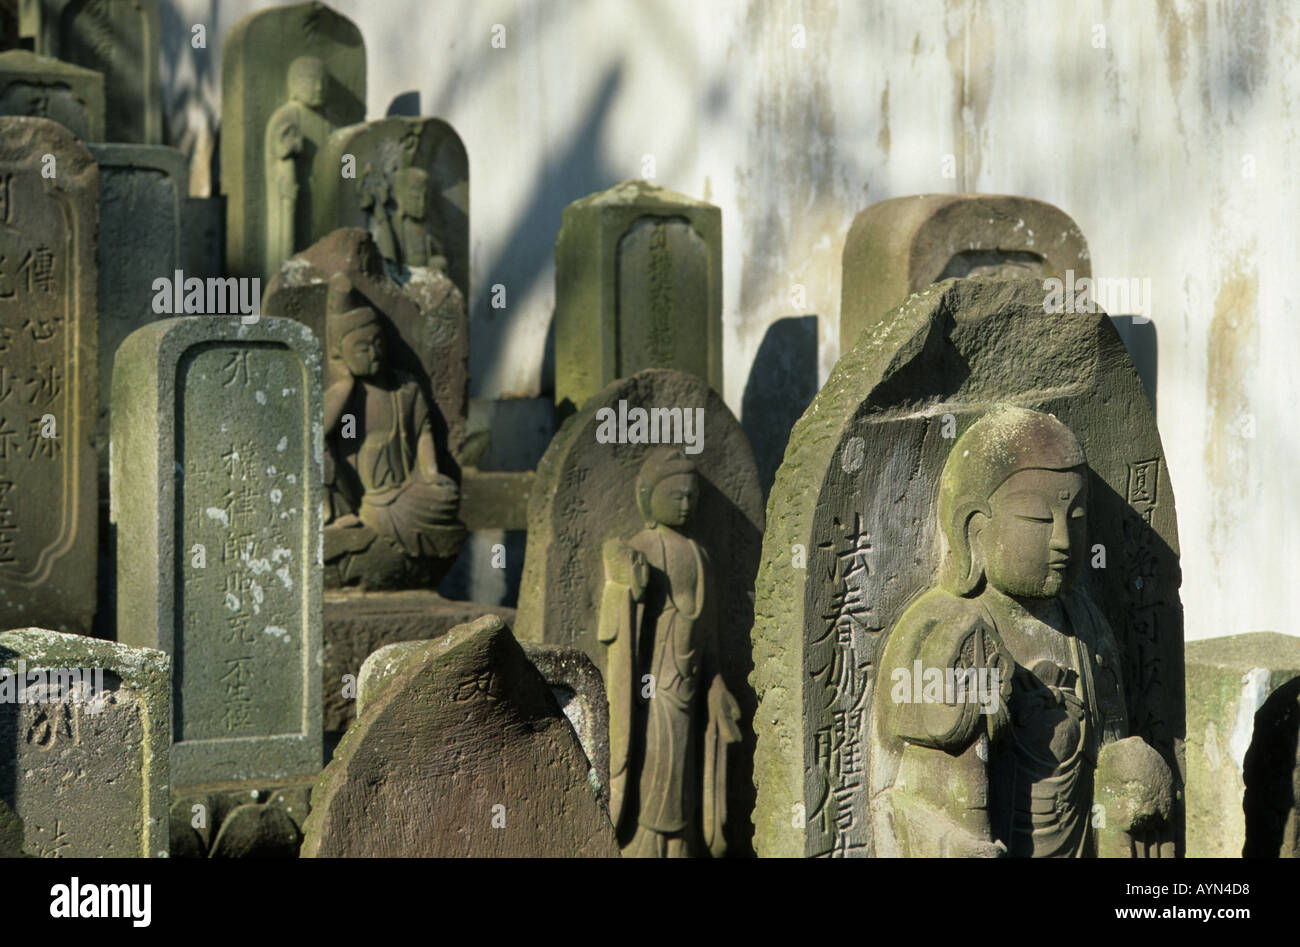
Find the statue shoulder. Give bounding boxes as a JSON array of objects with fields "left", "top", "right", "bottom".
[{"left": 881, "top": 588, "right": 992, "bottom": 670}]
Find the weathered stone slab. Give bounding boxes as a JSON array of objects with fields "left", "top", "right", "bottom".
[
  {"left": 302, "top": 614, "right": 621, "bottom": 857},
  {"left": 322, "top": 589, "right": 515, "bottom": 732},
  {"left": 752, "top": 278, "right": 1184, "bottom": 857},
  {"left": 0, "top": 627, "right": 169, "bottom": 857},
  {"left": 1185, "top": 632, "right": 1300, "bottom": 857},
  {"left": 264, "top": 228, "right": 468, "bottom": 590},
  {"left": 0, "top": 117, "right": 98, "bottom": 635},
  {"left": 111, "top": 315, "right": 323, "bottom": 786},
  {"left": 839, "top": 194, "right": 1089, "bottom": 349},
  {"left": 19, "top": 0, "right": 161, "bottom": 143},
  {"left": 313, "top": 116, "right": 469, "bottom": 300},
  {"left": 516, "top": 367, "right": 762, "bottom": 856},
  {"left": 554, "top": 180, "right": 722, "bottom": 419},
  {"left": 0, "top": 49, "right": 102, "bottom": 140},
  {"left": 221, "top": 0, "right": 365, "bottom": 279}
]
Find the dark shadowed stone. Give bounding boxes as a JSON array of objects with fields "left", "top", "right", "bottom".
[
  {"left": 322, "top": 589, "right": 514, "bottom": 732},
  {"left": 111, "top": 316, "right": 323, "bottom": 786},
  {"left": 553, "top": 180, "right": 722, "bottom": 420},
  {"left": 20, "top": 0, "right": 161, "bottom": 143},
  {"left": 168, "top": 805, "right": 203, "bottom": 859},
  {"left": 520, "top": 641, "right": 610, "bottom": 806},
  {"left": 516, "top": 367, "right": 762, "bottom": 856},
  {"left": 1243, "top": 676, "right": 1300, "bottom": 858},
  {"left": 1185, "top": 632, "right": 1300, "bottom": 856},
  {"left": 839, "top": 194, "right": 1089, "bottom": 349},
  {"left": 0, "top": 627, "right": 170, "bottom": 857},
  {"left": 0, "top": 798, "right": 23, "bottom": 857},
  {"left": 741, "top": 314, "right": 820, "bottom": 498},
  {"left": 0, "top": 118, "right": 98, "bottom": 636},
  {"left": 301, "top": 615, "right": 620, "bottom": 857},
  {"left": 209, "top": 803, "right": 301, "bottom": 858},
  {"left": 0, "top": 50, "right": 103, "bottom": 140},
  {"left": 752, "top": 278, "right": 1184, "bottom": 857}
]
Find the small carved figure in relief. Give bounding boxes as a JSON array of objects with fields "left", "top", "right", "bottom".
[
  {"left": 872, "top": 405, "right": 1174, "bottom": 857},
  {"left": 322, "top": 274, "right": 462, "bottom": 588},
  {"left": 265, "top": 57, "right": 331, "bottom": 276},
  {"left": 597, "top": 447, "right": 741, "bottom": 857},
  {"left": 360, "top": 159, "right": 447, "bottom": 273}
]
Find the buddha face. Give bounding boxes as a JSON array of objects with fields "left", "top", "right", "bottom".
[
  {"left": 648, "top": 473, "right": 697, "bottom": 529},
  {"left": 975, "top": 467, "right": 1087, "bottom": 600},
  {"left": 288, "top": 58, "right": 327, "bottom": 109},
  {"left": 340, "top": 321, "right": 384, "bottom": 379},
  {"left": 395, "top": 170, "right": 429, "bottom": 219}
]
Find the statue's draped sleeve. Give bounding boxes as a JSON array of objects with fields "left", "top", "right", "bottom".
[
  {"left": 699, "top": 547, "right": 741, "bottom": 858},
  {"left": 598, "top": 536, "right": 640, "bottom": 831}
]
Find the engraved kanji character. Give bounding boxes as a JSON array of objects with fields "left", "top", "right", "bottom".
[
  {"left": 224, "top": 613, "right": 257, "bottom": 645},
  {"left": 0, "top": 327, "right": 12, "bottom": 355},
  {"left": 27, "top": 416, "right": 59, "bottom": 459},
  {"left": 0, "top": 366, "right": 13, "bottom": 403},
  {"left": 0, "top": 417, "right": 16, "bottom": 460},
  {"left": 220, "top": 350, "right": 252, "bottom": 387},
  {"left": 221, "top": 701, "right": 254, "bottom": 733},
  {"left": 21, "top": 317, "right": 58, "bottom": 341},
  {"left": 23, "top": 363, "right": 61, "bottom": 405},
  {"left": 220, "top": 656, "right": 253, "bottom": 702}
]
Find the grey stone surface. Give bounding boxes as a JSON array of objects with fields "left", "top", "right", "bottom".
[
  {"left": 0, "top": 627, "right": 170, "bottom": 857},
  {"left": 0, "top": 49, "right": 103, "bottom": 140},
  {"left": 111, "top": 315, "right": 323, "bottom": 786}
]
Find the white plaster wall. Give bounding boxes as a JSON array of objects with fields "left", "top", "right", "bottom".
[{"left": 159, "top": 0, "right": 1297, "bottom": 643}]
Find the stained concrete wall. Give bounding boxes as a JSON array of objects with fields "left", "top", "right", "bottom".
[{"left": 159, "top": 0, "right": 1295, "bottom": 643}]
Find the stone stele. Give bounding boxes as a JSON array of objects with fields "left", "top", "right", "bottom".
[
  {"left": 0, "top": 627, "right": 169, "bottom": 857},
  {"left": 839, "top": 193, "right": 1090, "bottom": 350},
  {"left": 19, "top": 0, "right": 162, "bottom": 143},
  {"left": 111, "top": 315, "right": 324, "bottom": 787},
  {"left": 1184, "top": 632, "right": 1300, "bottom": 857},
  {"left": 312, "top": 116, "right": 469, "bottom": 302},
  {"left": 752, "top": 278, "right": 1184, "bottom": 857},
  {"left": 0, "top": 49, "right": 103, "bottom": 141},
  {"left": 0, "top": 117, "right": 98, "bottom": 636},
  {"left": 301, "top": 614, "right": 621, "bottom": 857},
  {"left": 516, "top": 367, "right": 763, "bottom": 856},
  {"left": 220, "top": 0, "right": 365, "bottom": 279},
  {"left": 553, "top": 179, "right": 722, "bottom": 419}
]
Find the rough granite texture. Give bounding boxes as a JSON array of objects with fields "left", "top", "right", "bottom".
[
  {"left": 553, "top": 179, "right": 722, "bottom": 419},
  {"left": 751, "top": 278, "right": 1184, "bottom": 857},
  {"left": 301, "top": 615, "right": 620, "bottom": 857},
  {"left": 1184, "top": 632, "right": 1300, "bottom": 857},
  {"left": 111, "top": 315, "right": 323, "bottom": 787},
  {"left": 0, "top": 117, "right": 98, "bottom": 636},
  {"left": 0, "top": 627, "right": 170, "bottom": 857},
  {"left": 839, "top": 193, "right": 1090, "bottom": 350}
]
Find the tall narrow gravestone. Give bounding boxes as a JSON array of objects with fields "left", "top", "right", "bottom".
[
  {"left": 112, "top": 316, "right": 324, "bottom": 786},
  {"left": 18, "top": 0, "right": 162, "bottom": 143},
  {"left": 752, "top": 278, "right": 1184, "bottom": 857},
  {"left": 553, "top": 180, "right": 722, "bottom": 419},
  {"left": 312, "top": 117, "right": 469, "bottom": 302},
  {"left": 839, "top": 194, "right": 1089, "bottom": 350},
  {"left": 0, "top": 117, "right": 98, "bottom": 636},
  {"left": 0, "top": 49, "right": 103, "bottom": 141},
  {"left": 0, "top": 627, "right": 170, "bottom": 857},
  {"left": 516, "top": 368, "right": 762, "bottom": 856},
  {"left": 221, "top": 0, "right": 365, "bottom": 280}
]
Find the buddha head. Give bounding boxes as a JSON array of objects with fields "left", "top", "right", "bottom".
[
  {"left": 395, "top": 167, "right": 429, "bottom": 220},
  {"left": 937, "top": 406, "right": 1089, "bottom": 600},
  {"left": 636, "top": 447, "right": 698, "bottom": 530},
  {"left": 287, "top": 57, "right": 327, "bottom": 110},
  {"left": 327, "top": 273, "right": 384, "bottom": 380}
]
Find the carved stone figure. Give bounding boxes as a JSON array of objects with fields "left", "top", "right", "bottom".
[
  {"left": 322, "top": 273, "right": 464, "bottom": 589},
  {"left": 264, "top": 56, "right": 331, "bottom": 276},
  {"left": 361, "top": 163, "right": 446, "bottom": 272},
  {"left": 871, "top": 406, "right": 1174, "bottom": 857},
  {"left": 598, "top": 447, "right": 742, "bottom": 857}
]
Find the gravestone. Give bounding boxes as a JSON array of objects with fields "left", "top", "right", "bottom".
[
  {"left": 0, "top": 117, "right": 98, "bottom": 636},
  {"left": 0, "top": 49, "right": 102, "bottom": 141},
  {"left": 839, "top": 194, "right": 1089, "bottom": 349},
  {"left": 553, "top": 180, "right": 722, "bottom": 419},
  {"left": 0, "top": 627, "right": 169, "bottom": 857},
  {"left": 1184, "top": 632, "right": 1300, "bottom": 857},
  {"left": 221, "top": 0, "right": 365, "bottom": 279},
  {"left": 313, "top": 116, "right": 469, "bottom": 301},
  {"left": 301, "top": 614, "right": 621, "bottom": 857},
  {"left": 111, "top": 316, "right": 323, "bottom": 787},
  {"left": 19, "top": 0, "right": 161, "bottom": 143},
  {"left": 752, "top": 278, "right": 1184, "bottom": 857},
  {"left": 516, "top": 367, "right": 762, "bottom": 856}
]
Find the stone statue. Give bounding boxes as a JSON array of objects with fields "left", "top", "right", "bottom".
[
  {"left": 871, "top": 405, "right": 1175, "bottom": 857},
  {"left": 597, "top": 447, "right": 742, "bottom": 857},
  {"left": 322, "top": 273, "right": 463, "bottom": 588},
  {"left": 265, "top": 57, "right": 331, "bottom": 276},
  {"left": 360, "top": 160, "right": 447, "bottom": 272}
]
